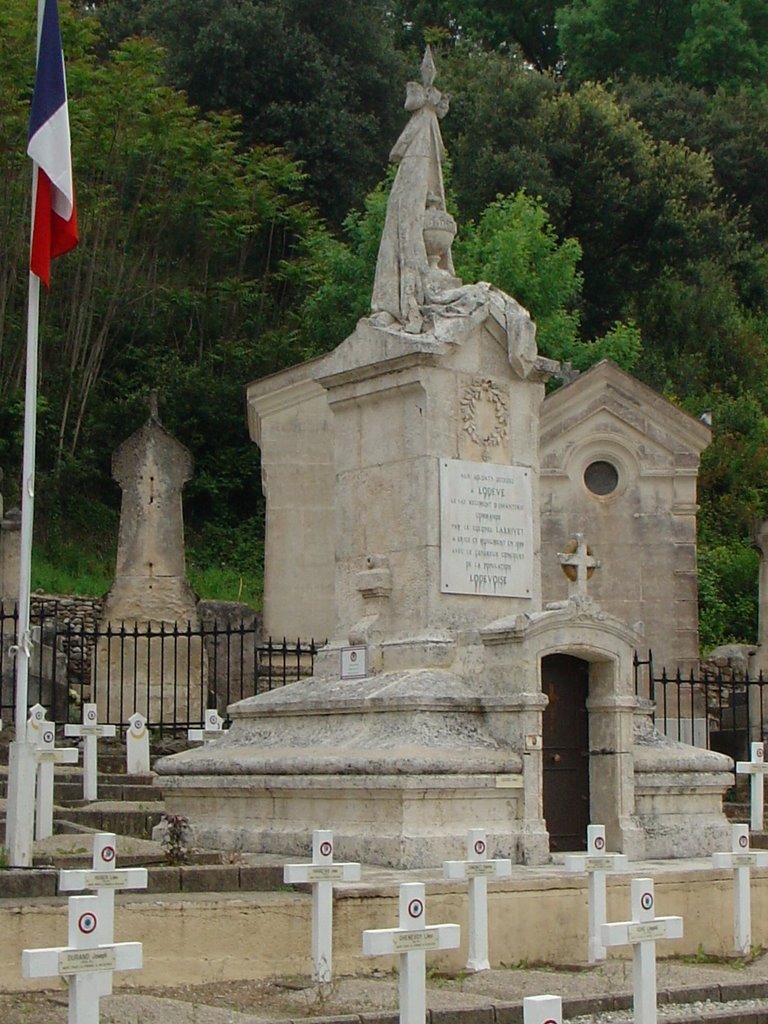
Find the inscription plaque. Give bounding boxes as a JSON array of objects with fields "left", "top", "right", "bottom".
[{"left": 440, "top": 459, "right": 533, "bottom": 597}]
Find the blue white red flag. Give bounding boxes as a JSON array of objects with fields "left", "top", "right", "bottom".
[{"left": 27, "top": 0, "right": 78, "bottom": 287}]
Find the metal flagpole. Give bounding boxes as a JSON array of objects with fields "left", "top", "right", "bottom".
[{"left": 5, "top": 0, "right": 47, "bottom": 867}]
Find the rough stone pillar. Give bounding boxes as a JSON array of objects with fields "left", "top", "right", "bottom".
[{"left": 95, "top": 403, "right": 205, "bottom": 725}]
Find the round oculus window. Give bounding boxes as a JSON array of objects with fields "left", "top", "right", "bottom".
[{"left": 584, "top": 460, "right": 619, "bottom": 496}]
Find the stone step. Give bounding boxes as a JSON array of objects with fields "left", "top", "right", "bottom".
[
  {"left": 53, "top": 780, "right": 162, "bottom": 803},
  {"left": 0, "top": 771, "right": 160, "bottom": 802},
  {"left": 49, "top": 803, "right": 165, "bottom": 840},
  {"left": 0, "top": 862, "right": 286, "bottom": 899}
]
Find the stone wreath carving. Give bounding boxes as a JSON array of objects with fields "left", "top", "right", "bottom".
[{"left": 460, "top": 378, "right": 509, "bottom": 460}]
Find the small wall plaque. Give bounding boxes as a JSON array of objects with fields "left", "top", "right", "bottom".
[{"left": 341, "top": 646, "right": 368, "bottom": 679}]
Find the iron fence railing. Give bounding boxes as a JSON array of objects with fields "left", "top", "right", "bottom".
[
  {"left": 0, "top": 602, "right": 320, "bottom": 736},
  {"left": 634, "top": 649, "right": 768, "bottom": 762}
]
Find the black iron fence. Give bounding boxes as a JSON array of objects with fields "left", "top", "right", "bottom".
[
  {"left": 0, "top": 603, "right": 320, "bottom": 736},
  {"left": 634, "top": 650, "right": 768, "bottom": 762}
]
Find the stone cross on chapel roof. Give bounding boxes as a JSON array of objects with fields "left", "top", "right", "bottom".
[{"left": 558, "top": 533, "right": 600, "bottom": 598}]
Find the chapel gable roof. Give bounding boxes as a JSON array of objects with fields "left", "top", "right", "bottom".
[{"left": 540, "top": 359, "right": 711, "bottom": 457}]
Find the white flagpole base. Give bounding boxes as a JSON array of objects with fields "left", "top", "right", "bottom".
[{"left": 5, "top": 740, "right": 37, "bottom": 866}]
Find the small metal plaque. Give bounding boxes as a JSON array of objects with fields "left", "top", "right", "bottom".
[
  {"left": 627, "top": 921, "right": 668, "bottom": 943},
  {"left": 59, "top": 948, "right": 116, "bottom": 975},
  {"left": 392, "top": 928, "right": 440, "bottom": 952},
  {"left": 84, "top": 872, "right": 130, "bottom": 889},
  {"left": 465, "top": 862, "right": 497, "bottom": 879},
  {"left": 494, "top": 774, "right": 521, "bottom": 788},
  {"left": 583, "top": 857, "right": 616, "bottom": 872},
  {"left": 340, "top": 646, "right": 367, "bottom": 680},
  {"left": 306, "top": 865, "right": 345, "bottom": 881},
  {"left": 732, "top": 853, "right": 758, "bottom": 867},
  {"left": 79, "top": 726, "right": 106, "bottom": 736}
]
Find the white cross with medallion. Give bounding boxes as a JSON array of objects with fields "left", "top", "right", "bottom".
[
  {"left": 126, "top": 711, "right": 150, "bottom": 774},
  {"left": 33, "top": 720, "right": 78, "bottom": 841},
  {"left": 602, "top": 878, "right": 683, "bottom": 1024},
  {"left": 443, "top": 828, "right": 511, "bottom": 971},
  {"left": 65, "top": 703, "right": 116, "bottom": 801},
  {"left": 187, "top": 708, "right": 226, "bottom": 745},
  {"left": 284, "top": 830, "right": 361, "bottom": 983},
  {"left": 22, "top": 892, "right": 142, "bottom": 1024},
  {"left": 363, "top": 883, "right": 460, "bottom": 1024},
  {"left": 563, "top": 824, "right": 627, "bottom": 962},
  {"left": 712, "top": 823, "right": 768, "bottom": 954},
  {"left": 736, "top": 742, "right": 768, "bottom": 832}
]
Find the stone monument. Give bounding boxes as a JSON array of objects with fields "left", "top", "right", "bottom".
[
  {"left": 155, "top": 50, "right": 732, "bottom": 865},
  {"left": 94, "top": 396, "right": 205, "bottom": 723}
]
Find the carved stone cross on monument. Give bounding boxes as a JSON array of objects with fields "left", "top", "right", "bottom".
[
  {"left": 712, "top": 823, "right": 768, "bottom": 954},
  {"left": 602, "top": 878, "right": 683, "bottom": 1024},
  {"left": 443, "top": 828, "right": 511, "bottom": 971},
  {"left": 284, "top": 830, "right": 361, "bottom": 983},
  {"left": 563, "top": 824, "right": 628, "bottom": 963},
  {"left": 558, "top": 533, "right": 600, "bottom": 598},
  {"left": 65, "top": 703, "right": 116, "bottom": 802},
  {"left": 363, "top": 883, "right": 460, "bottom": 1024},
  {"left": 736, "top": 742, "right": 768, "bottom": 832}
]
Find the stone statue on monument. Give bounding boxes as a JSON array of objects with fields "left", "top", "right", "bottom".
[{"left": 369, "top": 47, "right": 537, "bottom": 378}]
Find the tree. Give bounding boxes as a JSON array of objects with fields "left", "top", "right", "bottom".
[
  {"left": 557, "top": 0, "right": 691, "bottom": 82},
  {"left": 392, "top": 0, "right": 562, "bottom": 70},
  {"left": 557, "top": 0, "right": 768, "bottom": 90},
  {"left": 93, "top": 0, "right": 408, "bottom": 226},
  {"left": 1, "top": 0, "right": 330, "bottom": 547}
]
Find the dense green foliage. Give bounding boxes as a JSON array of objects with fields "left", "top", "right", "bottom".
[{"left": 2, "top": 0, "right": 768, "bottom": 648}]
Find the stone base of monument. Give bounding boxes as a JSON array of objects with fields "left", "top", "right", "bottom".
[
  {"left": 154, "top": 671, "right": 551, "bottom": 868},
  {"left": 632, "top": 713, "right": 734, "bottom": 858}
]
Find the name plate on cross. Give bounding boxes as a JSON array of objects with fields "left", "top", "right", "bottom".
[
  {"left": 392, "top": 928, "right": 442, "bottom": 952},
  {"left": 439, "top": 458, "right": 533, "bottom": 598},
  {"left": 59, "top": 948, "right": 117, "bottom": 975}
]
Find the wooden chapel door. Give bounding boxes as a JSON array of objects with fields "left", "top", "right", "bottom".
[{"left": 542, "top": 653, "right": 590, "bottom": 851}]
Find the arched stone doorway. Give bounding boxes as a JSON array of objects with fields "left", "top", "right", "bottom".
[{"left": 542, "top": 653, "right": 590, "bottom": 851}]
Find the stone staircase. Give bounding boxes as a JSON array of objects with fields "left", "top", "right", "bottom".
[{"left": 0, "top": 741, "right": 285, "bottom": 897}]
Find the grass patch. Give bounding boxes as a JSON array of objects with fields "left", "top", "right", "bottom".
[{"left": 187, "top": 564, "right": 262, "bottom": 608}]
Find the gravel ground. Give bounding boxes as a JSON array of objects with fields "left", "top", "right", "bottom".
[{"left": 3, "top": 955, "right": 768, "bottom": 1024}]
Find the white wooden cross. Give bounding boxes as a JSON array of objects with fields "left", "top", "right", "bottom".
[
  {"left": 712, "top": 823, "right": 768, "bottom": 955},
  {"left": 443, "top": 828, "right": 511, "bottom": 971},
  {"left": 284, "top": 830, "right": 361, "bottom": 983},
  {"left": 363, "top": 883, "right": 460, "bottom": 1024},
  {"left": 65, "top": 703, "right": 116, "bottom": 802},
  {"left": 736, "top": 742, "right": 768, "bottom": 832},
  {"left": 22, "top": 892, "right": 142, "bottom": 1024},
  {"left": 59, "top": 832, "right": 149, "bottom": 997},
  {"left": 26, "top": 702, "right": 49, "bottom": 743},
  {"left": 524, "top": 994, "right": 562, "bottom": 1024},
  {"left": 33, "top": 720, "right": 78, "bottom": 841},
  {"left": 557, "top": 533, "right": 600, "bottom": 598},
  {"left": 187, "top": 708, "right": 226, "bottom": 745},
  {"left": 126, "top": 711, "right": 151, "bottom": 774},
  {"left": 563, "top": 824, "right": 628, "bottom": 963},
  {"left": 602, "top": 878, "right": 683, "bottom": 1024}
]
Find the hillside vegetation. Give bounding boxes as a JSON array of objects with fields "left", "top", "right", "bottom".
[{"left": 2, "top": 0, "right": 768, "bottom": 647}]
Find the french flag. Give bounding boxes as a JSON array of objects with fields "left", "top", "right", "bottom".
[{"left": 27, "top": 0, "right": 78, "bottom": 288}]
